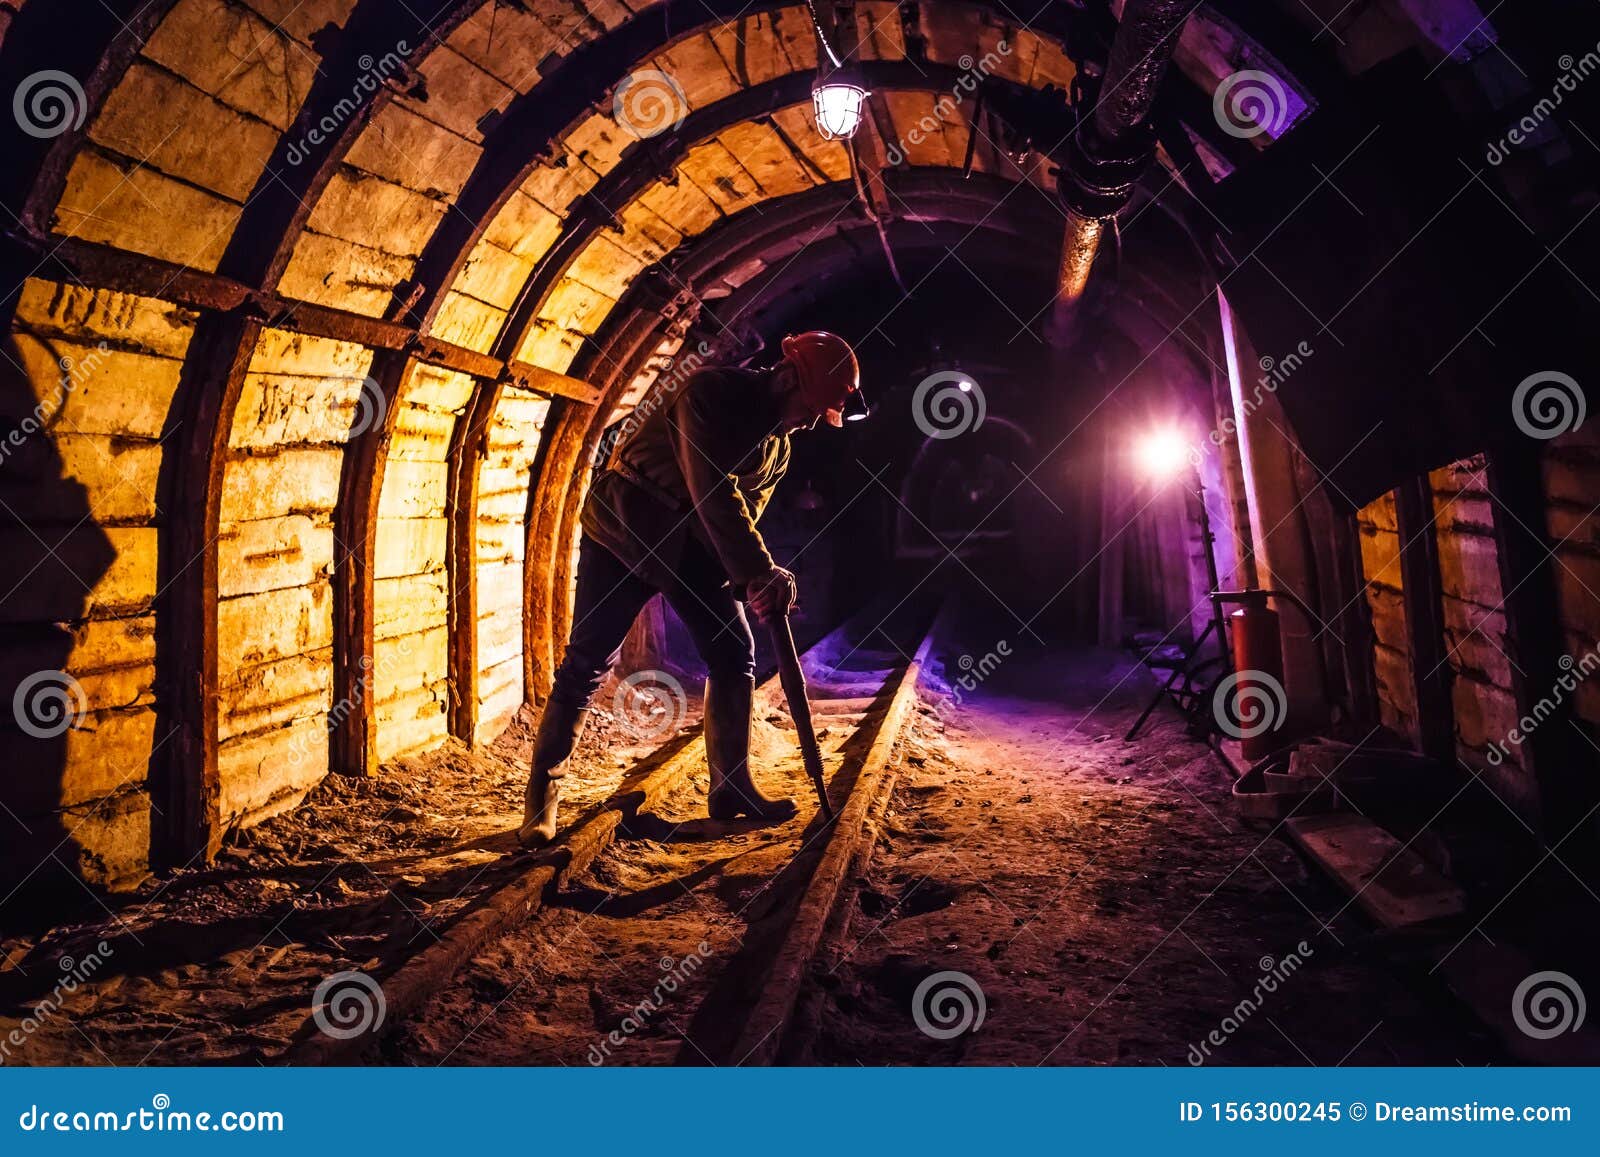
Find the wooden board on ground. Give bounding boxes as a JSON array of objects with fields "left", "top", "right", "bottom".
[{"left": 1285, "top": 813, "right": 1466, "bottom": 929}]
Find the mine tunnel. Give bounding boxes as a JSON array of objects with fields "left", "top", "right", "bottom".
[{"left": 1, "top": 0, "right": 1598, "bottom": 1068}]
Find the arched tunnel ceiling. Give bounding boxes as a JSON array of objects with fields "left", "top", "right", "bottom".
[
  {"left": 3, "top": 0, "right": 1575, "bottom": 891},
  {"left": 13, "top": 0, "right": 1075, "bottom": 377}
]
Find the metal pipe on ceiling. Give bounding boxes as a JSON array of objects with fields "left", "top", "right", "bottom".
[{"left": 1055, "top": 0, "right": 1192, "bottom": 310}]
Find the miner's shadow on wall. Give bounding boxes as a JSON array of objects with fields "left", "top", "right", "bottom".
[{"left": 0, "top": 325, "right": 119, "bottom": 927}]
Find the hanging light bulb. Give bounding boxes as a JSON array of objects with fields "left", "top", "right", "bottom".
[
  {"left": 806, "top": 0, "right": 868, "bottom": 141},
  {"left": 812, "top": 76, "right": 868, "bottom": 140}
]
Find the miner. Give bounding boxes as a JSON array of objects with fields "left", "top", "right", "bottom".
[{"left": 519, "top": 332, "right": 867, "bottom": 847}]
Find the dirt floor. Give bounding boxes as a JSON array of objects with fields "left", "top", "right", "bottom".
[
  {"left": 0, "top": 624, "right": 1516, "bottom": 1067},
  {"left": 392, "top": 624, "right": 920, "bottom": 1065},
  {"left": 389, "top": 639, "right": 1503, "bottom": 1068},
  {"left": 797, "top": 645, "right": 1502, "bottom": 1065},
  {"left": 0, "top": 671, "right": 699, "bottom": 1065}
]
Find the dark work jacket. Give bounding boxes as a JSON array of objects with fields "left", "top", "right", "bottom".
[{"left": 580, "top": 366, "right": 791, "bottom": 589}]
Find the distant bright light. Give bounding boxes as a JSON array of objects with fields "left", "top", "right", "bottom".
[
  {"left": 813, "top": 81, "right": 868, "bottom": 140},
  {"left": 1136, "top": 428, "right": 1195, "bottom": 479},
  {"left": 957, "top": 377, "right": 973, "bottom": 393}
]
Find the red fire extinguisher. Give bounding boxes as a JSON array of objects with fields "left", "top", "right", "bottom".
[{"left": 1227, "top": 591, "right": 1288, "bottom": 761}]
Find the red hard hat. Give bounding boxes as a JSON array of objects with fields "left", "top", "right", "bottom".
[{"left": 781, "top": 331, "right": 861, "bottom": 427}]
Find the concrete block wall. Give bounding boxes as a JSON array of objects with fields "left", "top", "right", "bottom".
[
  {"left": 475, "top": 386, "right": 550, "bottom": 742},
  {"left": 56, "top": 0, "right": 341, "bottom": 270},
  {"left": 2, "top": 280, "right": 196, "bottom": 889},
  {"left": 216, "top": 328, "right": 375, "bottom": 827},
  {"left": 445, "top": 7, "right": 1071, "bottom": 364},
  {"left": 1357, "top": 489, "right": 1417, "bottom": 741},
  {"left": 1545, "top": 423, "right": 1600, "bottom": 729},
  {"left": 281, "top": 0, "right": 608, "bottom": 317},
  {"left": 3, "top": 0, "right": 1088, "bottom": 893},
  {"left": 1429, "top": 456, "right": 1526, "bottom": 801},
  {"left": 372, "top": 365, "right": 476, "bottom": 761}
]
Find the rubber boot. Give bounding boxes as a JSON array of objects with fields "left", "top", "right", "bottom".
[
  {"left": 519, "top": 700, "right": 588, "bottom": 847},
  {"left": 705, "top": 675, "right": 797, "bottom": 822}
]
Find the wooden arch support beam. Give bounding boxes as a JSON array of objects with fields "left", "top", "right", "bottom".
[{"left": 0, "top": 0, "right": 1072, "bottom": 855}]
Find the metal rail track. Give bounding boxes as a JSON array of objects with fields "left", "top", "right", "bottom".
[{"left": 287, "top": 600, "right": 945, "bottom": 1065}]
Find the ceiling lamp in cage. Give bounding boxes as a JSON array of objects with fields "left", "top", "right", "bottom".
[{"left": 812, "top": 75, "right": 868, "bottom": 140}]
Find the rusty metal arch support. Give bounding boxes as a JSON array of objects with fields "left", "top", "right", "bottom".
[
  {"left": 150, "top": 312, "right": 261, "bottom": 868},
  {"left": 0, "top": 0, "right": 1081, "bottom": 862},
  {"left": 514, "top": 173, "right": 1038, "bottom": 706},
  {"left": 329, "top": 350, "right": 420, "bottom": 777}
]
